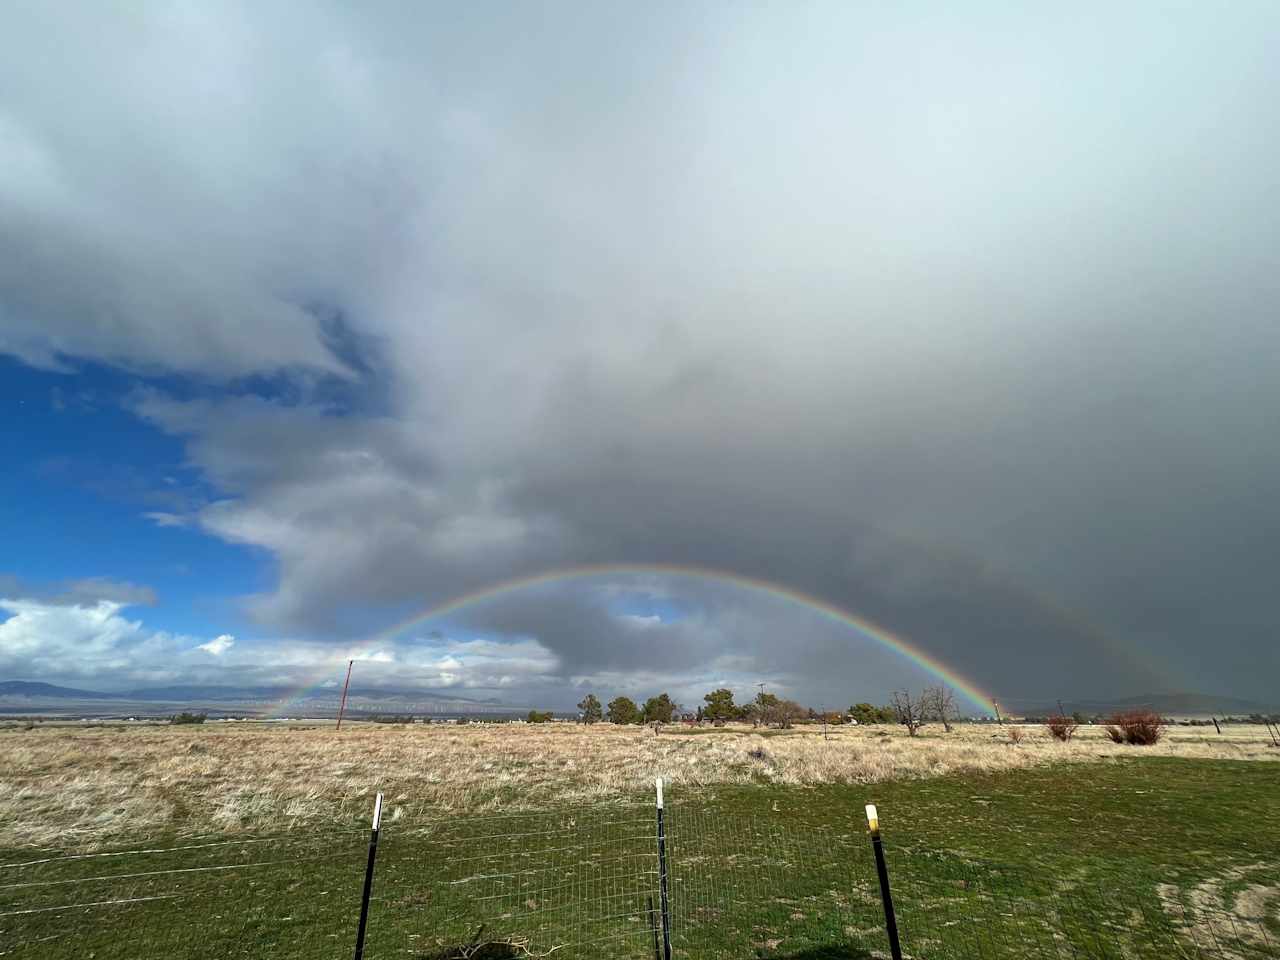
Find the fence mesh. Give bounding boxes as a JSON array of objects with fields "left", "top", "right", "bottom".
[
  {"left": 0, "top": 797, "right": 1274, "bottom": 959},
  {"left": 665, "top": 804, "right": 878, "bottom": 959},
  {"left": 0, "top": 829, "right": 369, "bottom": 958},
  {"left": 366, "top": 804, "right": 661, "bottom": 959}
]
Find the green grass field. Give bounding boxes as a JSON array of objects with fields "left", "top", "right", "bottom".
[{"left": 3, "top": 757, "right": 1277, "bottom": 959}]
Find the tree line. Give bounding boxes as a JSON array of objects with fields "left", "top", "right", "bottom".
[
  {"left": 568, "top": 685, "right": 961, "bottom": 732},
  {"left": 574, "top": 693, "right": 677, "bottom": 725}
]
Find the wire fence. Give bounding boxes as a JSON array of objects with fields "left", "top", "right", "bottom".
[
  {"left": 0, "top": 828, "right": 370, "bottom": 958},
  {"left": 1, "top": 791, "right": 1275, "bottom": 959},
  {"left": 366, "top": 804, "right": 661, "bottom": 959},
  {"left": 666, "top": 806, "right": 1277, "bottom": 960}
]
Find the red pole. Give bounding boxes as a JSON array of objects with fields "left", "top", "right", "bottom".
[{"left": 336, "top": 659, "right": 354, "bottom": 731}]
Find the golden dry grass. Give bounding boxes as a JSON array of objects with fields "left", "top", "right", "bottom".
[{"left": 1, "top": 720, "right": 1275, "bottom": 850}]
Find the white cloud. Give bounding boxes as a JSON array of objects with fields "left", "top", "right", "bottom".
[
  {"left": 1, "top": 598, "right": 140, "bottom": 660},
  {"left": 198, "top": 634, "right": 235, "bottom": 656},
  {"left": 143, "top": 512, "right": 187, "bottom": 528},
  {"left": 0, "top": 597, "right": 188, "bottom": 684}
]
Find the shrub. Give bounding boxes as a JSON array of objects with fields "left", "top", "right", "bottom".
[
  {"left": 170, "top": 712, "right": 207, "bottom": 725},
  {"left": 1045, "top": 714, "right": 1078, "bottom": 742},
  {"left": 526, "top": 710, "right": 554, "bottom": 724},
  {"left": 1104, "top": 709, "right": 1164, "bottom": 745},
  {"left": 1007, "top": 725, "right": 1025, "bottom": 744}
]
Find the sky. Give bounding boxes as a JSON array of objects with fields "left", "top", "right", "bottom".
[{"left": 2, "top": 2, "right": 1278, "bottom": 712}]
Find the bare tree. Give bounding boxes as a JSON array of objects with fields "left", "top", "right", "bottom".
[
  {"left": 890, "top": 689, "right": 926, "bottom": 737},
  {"left": 923, "top": 685, "right": 955, "bottom": 733},
  {"left": 748, "top": 692, "right": 806, "bottom": 729},
  {"left": 776, "top": 698, "right": 807, "bottom": 729}
]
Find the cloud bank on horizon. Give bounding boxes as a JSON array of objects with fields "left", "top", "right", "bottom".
[{"left": 3, "top": 3, "right": 1279, "bottom": 708}]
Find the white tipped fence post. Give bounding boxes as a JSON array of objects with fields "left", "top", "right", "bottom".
[
  {"left": 353, "top": 792, "right": 383, "bottom": 960},
  {"left": 866, "top": 804, "right": 903, "bottom": 960},
  {"left": 655, "top": 778, "right": 672, "bottom": 960}
]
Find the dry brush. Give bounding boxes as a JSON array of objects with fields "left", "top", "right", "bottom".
[{"left": 0, "top": 720, "right": 1275, "bottom": 850}]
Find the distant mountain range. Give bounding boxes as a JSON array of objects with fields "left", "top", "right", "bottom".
[
  {"left": 0, "top": 680, "right": 116, "bottom": 700},
  {"left": 0, "top": 680, "right": 505, "bottom": 702},
  {"left": 5, "top": 681, "right": 1272, "bottom": 719},
  {"left": 0, "top": 679, "right": 520, "bottom": 715}
]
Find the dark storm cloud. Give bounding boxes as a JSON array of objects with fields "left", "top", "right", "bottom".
[
  {"left": 0, "top": 575, "right": 157, "bottom": 608},
  {"left": 3, "top": 3, "right": 1279, "bottom": 701},
  {"left": 454, "top": 589, "right": 720, "bottom": 676}
]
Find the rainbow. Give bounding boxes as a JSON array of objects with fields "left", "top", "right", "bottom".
[{"left": 267, "top": 563, "right": 997, "bottom": 716}]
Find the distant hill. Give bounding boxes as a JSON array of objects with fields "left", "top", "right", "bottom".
[
  {"left": 0, "top": 680, "right": 508, "bottom": 703},
  {"left": 115, "top": 685, "right": 511, "bottom": 705},
  {"left": 122, "top": 685, "right": 289, "bottom": 702},
  {"left": 0, "top": 680, "right": 121, "bottom": 699},
  {"left": 0, "top": 680, "right": 278, "bottom": 702},
  {"left": 0, "top": 679, "right": 520, "bottom": 715},
  {"left": 1016, "top": 692, "right": 1278, "bottom": 717}
]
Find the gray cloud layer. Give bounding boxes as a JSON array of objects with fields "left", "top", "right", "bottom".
[{"left": 4, "top": 3, "right": 1279, "bottom": 704}]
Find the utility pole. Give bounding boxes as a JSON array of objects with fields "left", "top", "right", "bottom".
[
  {"left": 336, "top": 659, "right": 354, "bottom": 731},
  {"left": 993, "top": 699, "right": 1003, "bottom": 725}
]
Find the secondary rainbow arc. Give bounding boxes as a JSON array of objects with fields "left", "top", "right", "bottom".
[{"left": 267, "top": 563, "right": 997, "bottom": 716}]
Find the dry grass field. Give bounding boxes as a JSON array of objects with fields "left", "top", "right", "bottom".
[{"left": 1, "top": 719, "right": 1274, "bottom": 850}]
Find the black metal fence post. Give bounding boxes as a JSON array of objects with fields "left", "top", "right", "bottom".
[
  {"left": 866, "top": 803, "right": 903, "bottom": 960},
  {"left": 647, "top": 894, "right": 661, "bottom": 960},
  {"left": 655, "top": 778, "right": 672, "bottom": 960},
  {"left": 353, "top": 792, "right": 383, "bottom": 960}
]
